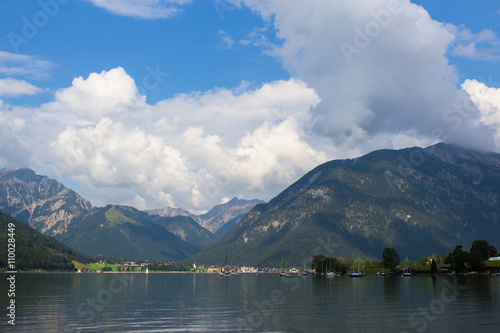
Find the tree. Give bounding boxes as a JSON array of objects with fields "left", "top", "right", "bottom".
[
  {"left": 382, "top": 247, "right": 400, "bottom": 270},
  {"left": 417, "top": 257, "right": 429, "bottom": 266},
  {"left": 470, "top": 240, "right": 497, "bottom": 261},
  {"left": 447, "top": 245, "right": 469, "bottom": 273},
  {"left": 430, "top": 259, "right": 438, "bottom": 274},
  {"left": 467, "top": 249, "right": 486, "bottom": 271}
]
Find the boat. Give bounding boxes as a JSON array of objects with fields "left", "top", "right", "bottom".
[
  {"left": 326, "top": 271, "right": 336, "bottom": 278},
  {"left": 218, "top": 254, "right": 233, "bottom": 277},
  {"left": 145, "top": 267, "right": 149, "bottom": 274},
  {"left": 402, "top": 263, "right": 413, "bottom": 277},
  {"left": 279, "top": 271, "right": 295, "bottom": 278},
  {"left": 279, "top": 257, "right": 295, "bottom": 277},
  {"left": 349, "top": 258, "right": 366, "bottom": 278}
]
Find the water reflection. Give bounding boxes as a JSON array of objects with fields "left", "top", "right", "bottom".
[{"left": 0, "top": 273, "right": 499, "bottom": 332}]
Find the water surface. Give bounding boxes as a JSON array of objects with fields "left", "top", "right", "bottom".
[{"left": 1, "top": 273, "right": 499, "bottom": 332}]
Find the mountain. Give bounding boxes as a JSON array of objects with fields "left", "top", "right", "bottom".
[
  {"left": 146, "top": 214, "right": 217, "bottom": 248},
  {"left": 0, "top": 210, "right": 91, "bottom": 271},
  {"left": 0, "top": 168, "right": 260, "bottom": 261},
  {"left": 197, "top": 198, "right": 266, "bottom": 233},
  {"left": 58, "top": 205, "right": 200, "bottom": 261},
  {"left": 148, "top": 197, "right": 265, "bottom": 235},
  {"left": 190, "top": 143, "right": 500, "bottom": 267},
  {"left": 147, "top": 206, "right": 199, "bottom": 221},
  {"left": 0, "top": 168, "right": 92, "bottom": 236}
]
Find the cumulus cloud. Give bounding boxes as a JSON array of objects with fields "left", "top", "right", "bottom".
[
  {"left": 0, "top": 67, "right": 322, "bottom": 212},
  {"left": 85, "top": 0, "right": 192, "bottom": 19},
  {"left": 462, "top": 79, "right": 500, "bottom": 146},
  {"left": 4, "top": 1, "right": 500, "bottom": 213},
  {"left": 0, "top": 78, "right": 42, "bottom": 97},
  {"left": 235, "top": 0, "right": 496, "bottom": 152},
  {"left": 44, "top": 67, "right": 145, "bottom": 120}
]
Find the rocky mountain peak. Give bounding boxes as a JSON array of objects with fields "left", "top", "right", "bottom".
[{"left": 0, "top": 168, "right": 93, "bottom": 236}]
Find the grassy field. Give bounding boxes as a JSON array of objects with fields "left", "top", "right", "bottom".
[
  {"left": 485, "top": 260, "right": 500, "bottom": 269},
  {"left": 72, "top": 261, "right": 135, "bottom": 272}
]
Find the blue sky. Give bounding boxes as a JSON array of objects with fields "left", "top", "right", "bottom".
[
  {"left": 1, "top": 0, "right": 500, "bottom": 212},
  {"left": 0, "top": 0, "right": 288, "bottom": 104}
]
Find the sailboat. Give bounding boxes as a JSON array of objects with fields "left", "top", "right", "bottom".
[
  {"left": 279, "top": 271, "right": 295, "bottom": 278},
  {"left": 349, "top": 258, "right": 366, "bottom": 278},
  {"left": 145, "top": 267, "right": 149, "bottom": 274},
  {"left": 325, "top": 261, "right": 336, "bottom": 278},
  {"left": 279, "top": 258, "right": 295, "bottom": 278},
  {"left": 219, "top": 254, "right": 232, "bottom": 277},
  {"left": 402, "top": 262, "right": 413, "bottom": 277}
]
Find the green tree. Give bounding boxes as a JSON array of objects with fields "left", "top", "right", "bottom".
[
  {"left": 382, "top": 247, "right": 400, "bottom": 270},
  {"left": 447, "top": 245, "right": 469, "bottom": 273},
  {"left": 470, "top": 240, "right": 497, "bottom": 261},
  {"left": 430, "top": 259, "right": 438, "bottom": 274},
  {"left": 467, "top": 249, "right": 486, "bottom": 271},
  {"left": 417, "top": 257, "right": 429, "bottom": 266}
]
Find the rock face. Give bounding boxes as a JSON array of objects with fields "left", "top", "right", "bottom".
[
  {"left": 197, "top": 198, "right": 266, "bottom": 233},
  {"left": 0, "top": 168, "right": 92, "bottom": 236},
  {"left": 191, "top": 143, "right": 500, "bottom": 266},
  {"left": 0, "top": 168, "right": 261, "bottom": 261},
  {"left": 148, "top": 197, "right": 265, "bottom": 235},
  {"left": 147, "top": 206, "right": 199, "bottom": 220}
]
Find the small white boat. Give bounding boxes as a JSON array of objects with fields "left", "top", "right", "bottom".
[
  {"left": 349, "top": 257, "right": 366, "bottom": 278},
  {"left": 145, "top": 267, "right": 149, "bottom": 274},
  {"left": 279, "top": 271, "right": 295, "bottom": 278}
]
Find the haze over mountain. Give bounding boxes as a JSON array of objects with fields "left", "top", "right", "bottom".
[
  {"left": 191, "top": 143, "right": 500, "bottom": 267},
  {"left": 147, "top": 197, "right": 265, "bottom": 235}
]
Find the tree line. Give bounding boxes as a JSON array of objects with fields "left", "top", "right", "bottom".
[{"left": 313, "top": 239, "right": 498, "bottom": 274}]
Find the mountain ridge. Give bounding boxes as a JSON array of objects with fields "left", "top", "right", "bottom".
[
  {"left": 190, "top": 143, "right": 500, "bottom": 266},
  {"left": 0, "top": 168, "right": 93, "bottom": 236}
]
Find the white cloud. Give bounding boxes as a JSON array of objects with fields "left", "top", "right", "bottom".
[
  {"left": 0, "top": 51, "right": 54, "bottom": 80},
  {"left": 462, "top": 79, "right": 500, "bottom": 146},
  {"left": 0, "top": 67, "right": 323, "bottom": 212},
  {"left": 218, "top": 30, "right": 235, "bottom": 49},
  {"left": 236, "top": 0, "right": 496, "bottom": 151},
  {"left": 446, "top": 24, "right": 500, "bottom": 61},
  {"left": 85, "top": 0, "right": 192, "bottom": 19},
  {"left": 0, "top": 78, "right": 42, "bottom": 97},
  {"left": 4, "top": 1, "right": 500, "bottom": 213},
  {"left": 44, "top": 67, "right": 145, "bottom": 120}
]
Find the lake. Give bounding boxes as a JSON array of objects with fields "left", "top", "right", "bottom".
[{"left": 1, "top": 273, "right": 499, "bottom": 332}]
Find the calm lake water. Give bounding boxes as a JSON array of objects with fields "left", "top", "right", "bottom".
[{"left": 1, "top": 273, "right": 499, "bottom": 332}]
